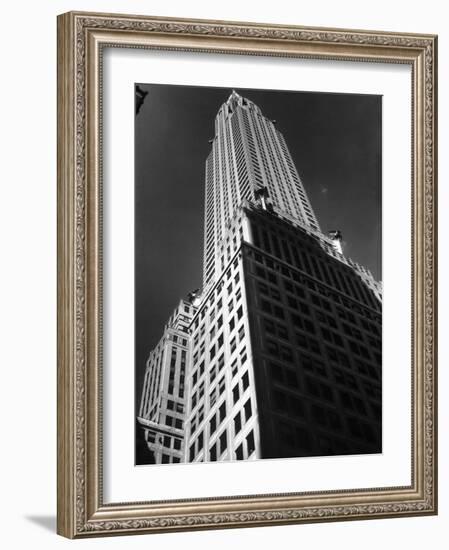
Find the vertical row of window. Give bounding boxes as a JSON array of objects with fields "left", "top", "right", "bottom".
[
  {"left": 274, "top": 129, "right": 319, "bottom": 230},
  {"left": 204, "top": 152, "right": 215, "bottom": 285},
  {"left": 141, "top": 344, "right": 164, "bottom": 420},
  {"left": 186, "top": 247, "right": 260, "bottom": 463},
  {"left": 231, "top": 113, "right": 251, "bottom": 201},
  {"left": 254, "top": 114, "right": 296, "bottom": 219}
]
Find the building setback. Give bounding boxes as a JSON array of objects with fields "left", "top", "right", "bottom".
[
  {"left": 138, "top": 299, "right": 195, "bottom": 463},
  {"left": 138, "top": 91, "right": 382, "bottom": 464}
]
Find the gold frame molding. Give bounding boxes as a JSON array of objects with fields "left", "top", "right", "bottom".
[{"left": 57, "top": 11, "right": 438, "bottom": 539}]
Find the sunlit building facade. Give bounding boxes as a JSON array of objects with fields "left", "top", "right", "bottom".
[{"left": 137, "top": 299, "right": 195, "bottom": 463}]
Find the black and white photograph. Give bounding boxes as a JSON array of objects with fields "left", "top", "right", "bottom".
[{"left": 135, "top": 83, "right": 382, "bottom": 466}]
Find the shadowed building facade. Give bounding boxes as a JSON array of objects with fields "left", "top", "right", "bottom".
[{"left": 138, "top": 91, "right": 381, "bottom": 464}]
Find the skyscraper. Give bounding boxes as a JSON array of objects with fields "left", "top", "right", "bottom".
[
  {"left": 138, "top": 299, "right": 195, "bottom": 463},
  {"left": 203, "top": 90, "right": 320, "bottom": 290},
  {"left": 138, "top": 90, "right": 382, "bottom": 465}
]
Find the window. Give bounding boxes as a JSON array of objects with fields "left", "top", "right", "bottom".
[
  {"left": 232, "top": 384, "right": 240, "bottom": 404},
  {"left": 218, "top": 375, "right": 225, "bottom": 395},
  {"left": 209, "top": 307, "right": 216, "bottom": 323},
  {"left": 198, "top": 361, "right": 204, "bottom": 376},
  {"left": 209, "top": 386, "right": 218, "bottom": 408},
  {"left": 291, "top": 313, "right": 303, "bottom": 329},
  {"left": 281, "top": 345, "right": 293, "bottom": 363},
  {"left": 244, "top": 398, "right": 252, "bottom": 421},
  {"left": 290, "top": 396, "right": 304, "bottom": 417},
  {"left": 210, "top": 443, "right": 217, "bottom": 461},
  {"left": 219, "top": 430, "right": 228, "bottom": 455},
  {"left": 304, "top": 319, "right": 315, "bottom": 334},
  {"left": 348, "top": 417, "right": 363, "bottom": 438},
  {"left": 263, "top": 318, "right": 275, "bottom": 333},
  {"left": 209, "top": 364, "right": 217, "bottom": 384},
  {"left": 231, "top": 359, "right": 239, "bottom": 378},
  {"left": 197, "top": 431, "right": 204, "bottom": 452},
  {"left": 277, "top": 324, "right": 288, "bottom": 340},
  {"left": 242, "top": 371, "right": 249, "bottom": 390},
  {"left": 311, "top": 404, "right": 326, "bottom": 425},
  {"left": 234, "top": 412, "right": 242, "bottom": 434},
  {"left": 217, "top": 332, "right": 224, "bottom": 349},
  {"left": 218, "top": 353, "right": 225, "bottom": 370},
  {"left": 230, "top": 337, "right": 237, "bottom": 354},
  {"left": 273, "top": 390, "right": 287, "bottom": 412},
  {"left": 210, "top": 415, "right": 217, "bottom": 435},
  {"left": 236, "top": 443, "right": 244, "bottom": 460},
  {"left": 273, "top": 305, "right": 284, "bottom": 319},
  {"left": 246, "top": 431, "right": 255, "bottom": 455},
  {"left": 258, "top": 281, "right": 269, "bottom": 295},
  {"left": 209, "top": 344, "right": 216, "bottom": 360},
  {"left": 219, "top": 401, "right": 227, "bottom": 422},
  {"left": 266, "top": 339, "right": 278, "bottom": 355},
  {"left": 340, "top": 391, "right": 367, "bottom": 416},
  {"left": 334, "top": 368, "right": 358, "bottom": 390},
  {"left": 270, "top": 362, "right": 283, "bottom": 383},
  {"left": 284, "top": 278, "right": 295, "bottom": 292},
  {"left": 285, "top": 369, "right": 299, "bottom": 389}
]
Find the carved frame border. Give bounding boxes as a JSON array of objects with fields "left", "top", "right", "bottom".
[{"left": 57, "top": 11, "right": 437, "bottom": 538}]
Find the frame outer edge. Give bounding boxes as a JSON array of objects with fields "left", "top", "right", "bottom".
[
  {"left": 431, "top": 35, "right": 438, "bottom": 515},
  {"left": 57, "top": 12, "right": 77, "bottom": 539},
  {"left": 56, "top": 10, "right": 438, "bottom": 537}
]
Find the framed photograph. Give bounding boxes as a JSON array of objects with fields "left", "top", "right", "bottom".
[{"left": 57, "top": 11, "right": 438, "bottom": 538}]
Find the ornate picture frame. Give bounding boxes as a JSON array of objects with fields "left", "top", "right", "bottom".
[{"left": 57, "top": 11, "right": 437, "bottom": 538}]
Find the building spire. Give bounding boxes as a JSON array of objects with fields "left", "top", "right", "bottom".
[{"left": 226, "top": 89, "right": 242, "bottom": 107}]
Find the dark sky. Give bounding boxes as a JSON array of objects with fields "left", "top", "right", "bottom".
[{"left": 135, "top": 83, "right": 381, "bottom": 399}]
